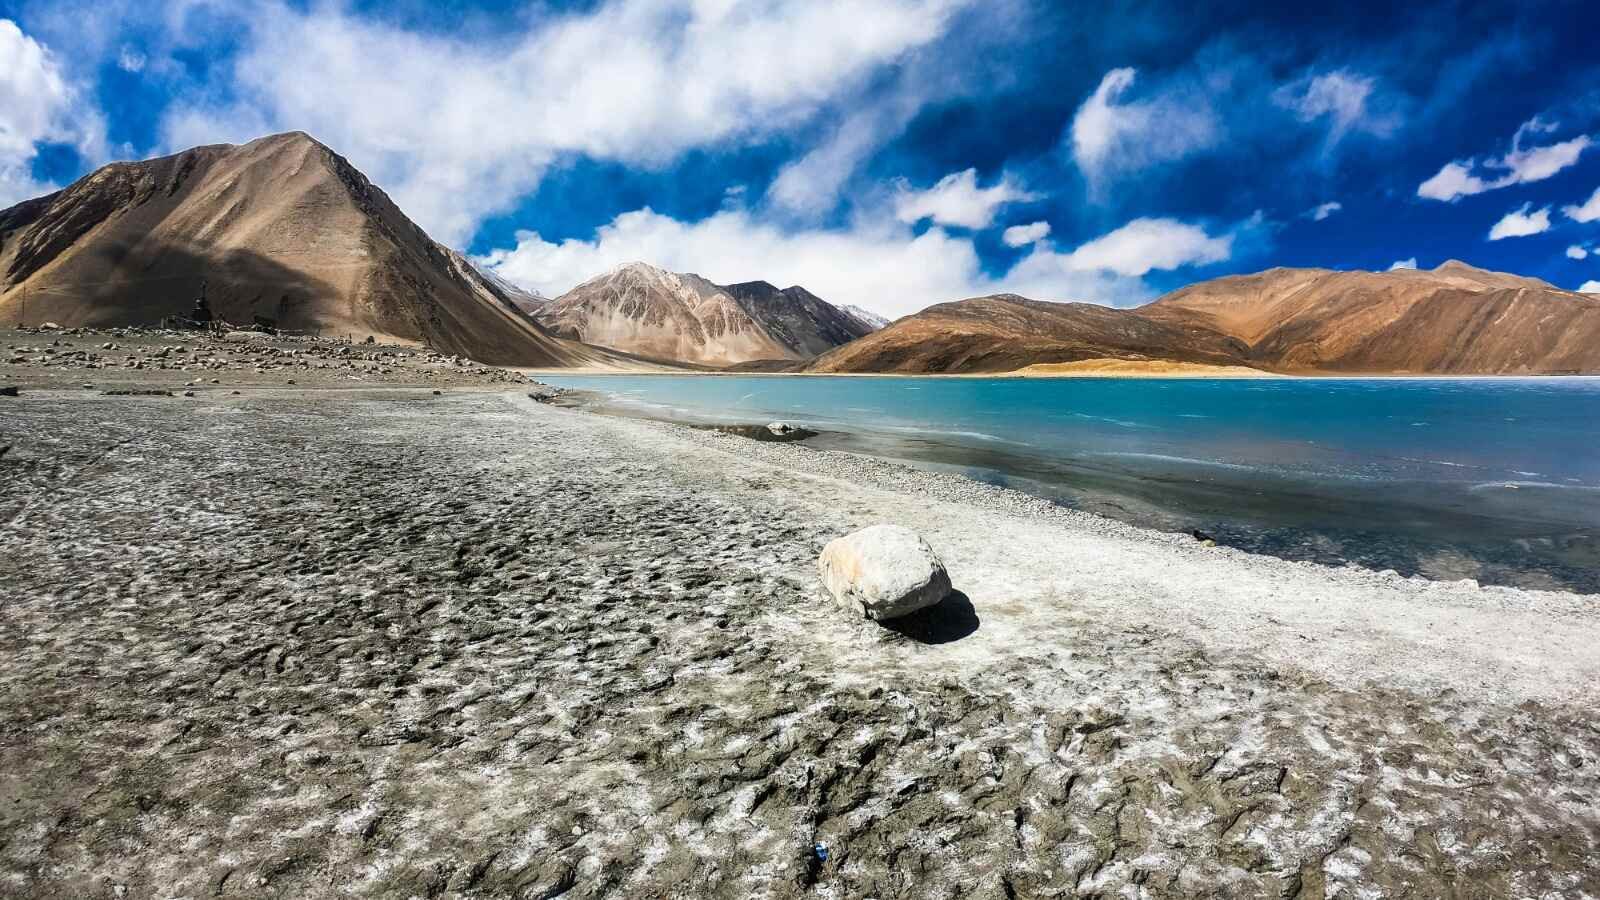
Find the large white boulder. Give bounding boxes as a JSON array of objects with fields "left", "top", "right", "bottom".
[{"left": 818, "top": 524, "right": 952, "bottom": 620}]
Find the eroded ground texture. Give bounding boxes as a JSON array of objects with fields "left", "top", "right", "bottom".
[{"left": 1, "top": 389, "right": 1597, "bottom": 899}]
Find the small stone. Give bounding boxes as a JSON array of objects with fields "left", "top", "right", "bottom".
[
  {"left": 0, "top": 386, "right": 18, "bottom": 397},
  {"left": 818, "top": 524, "right": 952, "bottom": 620}
]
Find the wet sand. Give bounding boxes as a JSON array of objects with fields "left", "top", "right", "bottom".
[{"left": 1, "top": 373, "right": 1598, "bottom": 898}]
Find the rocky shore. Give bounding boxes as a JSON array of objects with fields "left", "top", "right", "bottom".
[{"left": 1, "top": 374, "right": 1597, "bottom": 898}]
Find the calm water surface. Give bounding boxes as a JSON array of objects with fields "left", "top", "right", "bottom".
[{"left": 539, "top": 374, "right": 1600, "bottom": 593}]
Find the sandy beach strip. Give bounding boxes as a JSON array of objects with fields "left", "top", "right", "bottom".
[{"left": 1, "top": 385, "right": 1596, "bottom": 898}]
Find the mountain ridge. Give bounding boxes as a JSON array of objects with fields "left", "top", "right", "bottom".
[
  {"left": 537, "top": 261, "right": 873, "bottom": 365},
  {"left": 807, "top": 262, "right": 1600, "bottom": 375}
]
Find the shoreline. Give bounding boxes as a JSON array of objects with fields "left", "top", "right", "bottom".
[{"left": 521, "top": 365, "right": 1600, "bottom": 380}]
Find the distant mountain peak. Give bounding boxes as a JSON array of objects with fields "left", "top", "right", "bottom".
[{"left": 541, "top": 264, "right": 872, "bottom": 365}]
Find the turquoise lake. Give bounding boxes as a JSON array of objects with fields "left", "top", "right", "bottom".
[{"left": 538, "top": 374, "right": 1600, "bottom": 593}]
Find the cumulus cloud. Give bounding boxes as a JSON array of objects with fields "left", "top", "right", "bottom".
[
  {"left": 1276, "top": 69, "right": 1399, "bottom": 149},
  {"left": 162, "top": 0, "right": 970, "bottom": 244},
  {"left": 891, "top": 169, "right": 1039, "bottom": 229},
  {"left": 1051, "top": 217, "right": 1233, "bottom": 277},
  {"left": 1388, "top": 258, "right": 1418, "bottom": 270},
  {"left": 0, "top": 19, "right": 106, "bottom": 207},
  {"left": 1069, "top": 67, "right": 1219, "bottom": 189},
  {"left": 1307, "top": 201, "right": 1343, "bottom": 221},
  {"left": 1581, "top": 281, "right": 1600, "bottom": 294},
  {"left": 1568, "top": 245, "right": 1590, "bottom": 260},
  {"left": 1002, "top": 221, "right": 1052, "bottom": 247},
  {"left": 1418, "top": 117, "right": 1593, "bottom": 202},
  {"left": 1487, "top": 203, "right": 1552, "bottom": 240},
  {"left": 1565, "top": 186, "right": 1600, "bottom": 223},
  {"left": 477, "top": 208, "right": 1244, "bottom": 316}
]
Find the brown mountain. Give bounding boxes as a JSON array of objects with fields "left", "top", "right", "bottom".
[
  {"left": 807, "top": 262, "right": 1600, "bottom": 375},
  {"left": 805, "top": 294, "right": 1251, "bottom": 374},
  {"left": 538, "top": 262, "right": 873, "bottom": 366},
  {"left": 0, "top": 131, "right": 622, "bottom": 367},
  {"left": 1144, "top": 261, "right": 1600, "bottom": 374}
]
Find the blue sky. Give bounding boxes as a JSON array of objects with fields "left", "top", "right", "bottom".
[{"left": 3, "top": 0, "right": 1599, "bottom": 315}]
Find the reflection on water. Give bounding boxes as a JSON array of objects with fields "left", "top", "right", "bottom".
[{"left": 540, "top": 374, "right": 1600, "bottom": 594}]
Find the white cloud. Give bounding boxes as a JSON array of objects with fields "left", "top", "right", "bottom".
[
  {"left": 1389, "top": 258, "right": 1418, "bottom": 270},
  {"left": 0, "top": 19, "right": 107, "bottom": 207},
  {"left": 1052, "top": 217, "right": 1233, "bottom": 277},
  {"left": 1307, "top": 201, "right": 1343, "bottom": 221},
  {"left": 1417, "top": 162, "right": 1492, "bottom": 202},
  {"left": 1565, "top": 186, "right": 1600, "bottom": 223},
  {"left": 1276, "top": 70, "right": 1397, "bottom": 148},
  {"left": 1002, "top": 221, "right": 1051, "bottom": 247},
  {"left": 477, "top": 208, "right": 1243, "bottom": 317},
  {"left": 892, "top": 168, "right": 1039, "bottom": 229},
  {"left": 117, "top": 45, "right": 146, "bottom": 73},
  {"left": 1069, "top": 67, "right": 1218, "bottom": 189},
  {"left": 1487, "top": 203, "right": 1552, "bottom": 241},
  {"left": 163, "top": 0, "right": 970, "bottom": 244},
  {"left": 1580, "top": 281, "right": 1600, "bottom": 294},
  {"left": 1568, "top": 245, "right": 1590, "bottom": 260},
  {"left": 1418, "top": 117, "right": 1593, "bottom": 202}
]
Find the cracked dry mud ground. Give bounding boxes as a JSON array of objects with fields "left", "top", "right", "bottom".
[{"left": 1, "top": 391, "right": 1597, "bottom": 899}]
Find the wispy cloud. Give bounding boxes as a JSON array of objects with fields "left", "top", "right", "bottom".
[
  {"left": 1567, "top": 245, "right": 1590, "bottom": 260},
  {"left": 1418, "top": 117, "right": 1592, "bottom": 202},
  {"left": 1069, "top": 67, "right": 1219, "bottom": 192},
  {"left": 1275, "top": 69, "right": 1400, "bottom": 151},
  {"left": 1388, "top": 258, "right": 1417, "bottom": 270}
]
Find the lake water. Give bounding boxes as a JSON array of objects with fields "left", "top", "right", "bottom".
[{"left": 538, "top": 374, "right": 1600, "bottom": 593}]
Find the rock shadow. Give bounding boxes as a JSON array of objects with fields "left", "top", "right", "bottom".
[{"left": 877, "top": 590, "right": 979, "bottom": 644}]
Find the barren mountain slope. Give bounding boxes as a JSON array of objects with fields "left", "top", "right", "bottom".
[
  {"left": 539, "top": 263, "right": 872, "bottom": 366},
  {"left": 806, "top": 294, "right": 1251, "bottom": 374},
  {"left": 538, "top": 263, "right": 794, "bottom": 366},
  {"left": 1146, "top": 261, "right": 1600, "bottom": 374},
  {"left": 720, "top": 280, "right": 877, "bottom": 357},
  {"left": 0, "top": 131, "right": 620, "bottom": 367}
]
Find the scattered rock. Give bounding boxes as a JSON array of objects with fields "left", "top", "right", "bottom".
[
  {"left": 818, "top": 524, "right": 952, "bottom": 620},
  {"left": 768, "top": 421, "right": 796, "bottom": 435}
]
